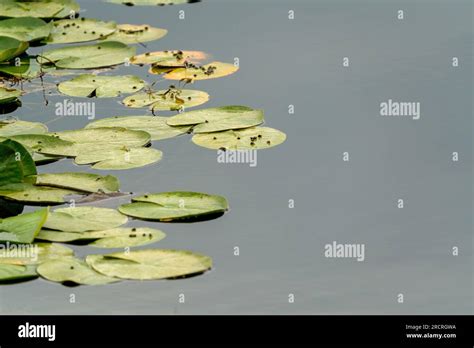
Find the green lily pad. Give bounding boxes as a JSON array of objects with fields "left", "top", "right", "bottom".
[
  {"left": 0, "top": 36, "right": 28, "bottom": 63},
  {"left": 0, "top": 17, "right": 51, "bottom": 42},
  {"left": 37, "top": 257, "right": 119, "bottom": 285},
  {"left": 192, "top": 126, "right": 287, "bottom": 150},
  {"left": 0, "top": 208, "right": 48, "bottom": 243},
  {"left": 123, "top": 88, "right": 209, "bottom": 111},
  {"left": 0, "top": 140, "right": 32, "bottom": 186},
  {"left": 33, "top": 172, "right": 120, "bottom": 193},
  {"left": 85, "top": 115, "right": 191, "bottom": 141},
  {"left": 44, "top": 206, "right": 128, "bottom": 232},
  {"left": 167, "top": 105, "right": 264, "bottom": 133},
  {"left": 37, "top": 227, "right": 166, "bottom": 248},
  {"left": 119, "top": 191, "right": 228, "bottom": 221},
  {"left": 86, "top": 249, "right": 212, "bottom": 280},
  {"left": 0, "top": 242, "right": 74, "bottom": 265},
  {"left": 38, "top": 41, "right": 135, "bottom": 69},
  {"left": 0, "top": 87, "right": 21, "bottom": 104},
  {"left": 74, "top": 146, "right": 163, "bottom": 170},
  {"left": 32, "top": 152, "right": 64, "bottom": 165},
  {"left": 58, "top": 74, "right": 145, "bottom": 98},
  {"left": 105, "top": 0, "right": 197, "bottom": 5},
  {"left": 0, "top": 119, "right": 47, "bottom": 136},
  {"left": 0, "top": 183, "right": 81, "bottom": 204},
  {"left": 163, "top": 61, "right": 238, "bottom": 81},
  {"left": 0, "top": 0, "right": 80, "bottom": 19},
  {"left": 0, "top": 264, "right": 37, "bottom": 283},
  {"left": 131, "top": 50, "right": 209, "bottom": 66},
  {"left": 1, "top": 139, "right": 37, "bottom": 178},
  {"left": 0, "top": 56, "right": 56, "bottom": 79},
  {"left": 46, "top": 18, "right": 117, "bottom": 44},
  {"left": 7, "top": 134, "right": 75, "bottom": 157},
  {"left": 102, "top": 24, "right": 166, "bottom": 44}
]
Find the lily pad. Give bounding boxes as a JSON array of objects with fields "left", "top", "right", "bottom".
[
  {"left": 0, "top": 208, "right": 48, "bottom": 243},
  {"left": 7, "top": 134, "right": 75, "bottom": 157},
  {"left": 86, "top": 249, "right": 212, "bottom": 280},
  {"left": 131, "top": 50, "right": 209, "bottom": 66},
  {"left": 86, "top": 115, "right": 191, "bottom": 141},
  {"left": 37, "top": 257, "right": 119, "bottom": 285},
  {"left": 37, "top": 227, "right": 166, "bottom": 248},
  {"left": 192, "top": 126, "right": 287, "bottom": 150},
  {"left": 74, "top": 146, "right": 163, "bottom": 170},
  {"left": 0, "top": 264, "right": 37, "bottom": 283},
  {"left": 0, "top": 119, "right": 47, "bottom": 136},
  {"left": 166, "top": 105, "right": 264, "bottom": 133},
  {"left": 105, "top": 0, "right": 197, "bottom": 6},
  {"left": 0, "top": 0, "right": 80, "bottom": 19},
  {"left": 119, "top": 191, "right": 228, "bottom": 221},
  {"left": 32, "top": 152, "right": 64, "bottom": 165},
  {"left": 0, "top": 36, "right": 28, "bottom": 62},
  {"left": 44, "top": 206, "right": 128, "bottom": 232},
  {"left": 58, "top": 74, "right": 145, "bottom": 98},
  {"left": 33, "top": 172, "right": 120, "bottom": 193},
  {"left": 102, "top": 24, "right": 167, "bottom": 44},
  {"left": 123, "top": 88, "right": 209, "bottom": 111},
  {"left": 38, "top": 41, "right": 135, "bottom": 69},
  {"left": 0, "top": 87, "right": 21, "bottom": 104},
  {"left": 1, "top": 139, "right": 37, "bottom": 179},
  {"left": 0, "top": 17, "right": 51, "bottom": 42},
  {"left": 0, "top": 56, "right": 56, "bottom": 79},
  {"left": 163, "top": 61, "right": 238, "bottom": 81},
  {"left": 0, "top": 242, "right": 74, "bottom": 265},
  {"left": 46, "top": 18, "right": 117, "bottom": 44},
  {"left": 0, "top": 183, "right": 81, "bottom": 204}
]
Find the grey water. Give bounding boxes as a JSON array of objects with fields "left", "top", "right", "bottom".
[{"left": 0, "top": 0, "right": 472, "bottom": 314}]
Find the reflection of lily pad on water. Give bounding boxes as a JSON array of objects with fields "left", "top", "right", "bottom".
[{"left": 58, "top": 74, "right": 145, "bottom": 98}]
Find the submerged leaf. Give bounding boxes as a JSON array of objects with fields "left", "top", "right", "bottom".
[
  {"left": 102, "top": 24, "right": 167, "bottom": 44},
  {"left": 46, "top": 18, "right": 116, "bottom": 44},
  {"left": 192, "top": 126, "right": 287, "bottom": 150},
  {"left": 0, "top": 208, "right": 48, "bottom": 243},
  {"left": 166, "top": 105, "right": 264, "bottom": 133},
  {"left": 0, "top": 264, "right": 37, "bottom": 283},
  {"left": 37, "top": 257, "right": 119, "bottom": 285},
  {"left": 38, "top": 41, "right": 135, "bottom": 69},
  {"left": 0, "top": 242, "right": 74, "bottom": 265},
  {"left": 44, "top": 206, "right": 128, "bottom": 232},
  {"left": 58, "top": 74, "right": 145, "bottom": 98},
  {"left": 74, "top": 147, "right": 163, "bottom": 170},
  {"left": 131, "top": 50, "right": 209, "bottom": 66},
  {"left": 86, "top": 115, "right": 191, "bottom": 141},
  {"left": 122, "top": 88, "right": 209, "bottom": 111},
  {"left": 86, "top": 249, "right": 212, "bottom": 280},
  {"left": 0, "top": 17, "right": 51, "bottom": 42},
  {"left": 163, "top": 61, "right": 238, "bottom": 80},
  {"left": 33, "top": 172, "right": 120, "bottom": 193},
  {"left": 119, "top": 191, "right": 228, "bottom": 221}
]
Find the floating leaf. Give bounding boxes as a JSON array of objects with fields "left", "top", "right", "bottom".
[
  {"left": 0, "top": 264, "right": 37, "bottom": 283},
  {"left": 37, "top": 257, "right": 119, "bottom": 285},
  {"left": 0, "top": 0, "right": 80, "bottom": 19},
  {"left": 87, "top": 249, "right": 212, "bottom": 280},
  {"left": 44, "top": 206, "right": 128, "bottom": 232},
  {"left": 38, "top": 41, "right": 135, "bottom": 69},
  {"left": 46, "top": 18, "right": 116, "bottom": 44},
  {"left": 0, "top": 142, "right": 24, "bottom": 186},
  {"left": 102, "top": 24, "right": 166, "bottom": 44},
  {"left": 131, "top": 50, "right": 208, "bottom": 66},
  {"left": 167, "top": 105, "right": 264, "bottom": 133},
  {"left": 0, "top": 242, "right": 74, "bottom": 265},
  {"left": 86, "top": 115, "right": 191, "bottom": 141},
  {"left": 32, "top": 152, "right": 63, "bottom": 165},
  {"left": 0, "top": 36, "right": 28, "bottom": 62},
  {"left": 0, "top": 17, "right": 51, "bottom": 42},
  {"left": 163, "top": 61, "right": 238, "bottom": 81},
  {"left": 0, "top": 183, "right": 80, "bottom": 204},
  {"left": 37, "top": 227, "right": 166, "bottom": 248},
  {"left": 0, "top": 208, "right": 48, "bottom": 243},
  {"left": 119, "top": 191, "right": 228, "bottom": 221},
  {"left": 123, "top": 88, "right": 209, "bottom": 111},
  {"left": 7, "top": 134, "right": 75, "bottom": 157},
  {"left": 1, "top": 139, "right": 37, "bottom": 177},
  {"left": 0, "top": 56, "right": 56, "bottom": 79},
  {"left": 0, "top": 87, "right": 21, "bottom": 104},
  {"left": 74, "top": 146, "right": 163, "bottom": 170},
  {"left": 105, "top": 0, "right": 198, "bottom": 6},
  {"left": 192, "top": 126, "right": 287, "bottom": 150},
  {"left": 33, "top": 172, "right": 120, "bottom": 193},
  {"left": 0, "top": 119, "right": 47, "bottom": 136},
  {"left": 58, "top": 74, "right": 145, "bottom": 98}
]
